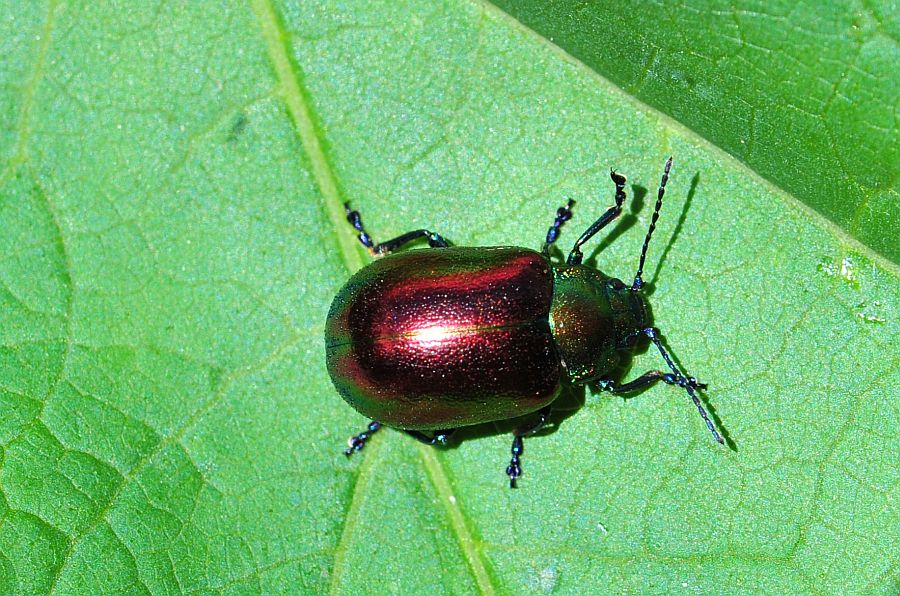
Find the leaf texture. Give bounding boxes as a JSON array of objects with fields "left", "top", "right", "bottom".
[{"left": 0, "top": 0, "right": 896, "bottom": 594}]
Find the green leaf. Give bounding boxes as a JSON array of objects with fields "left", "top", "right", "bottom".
[
  {"left": 489, "top": 0, "right": 900, "bottom": 264},
  {"left": 0, "top": 0, "right": 896, "bottom": 594}
]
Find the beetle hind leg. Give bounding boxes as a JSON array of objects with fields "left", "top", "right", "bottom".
[
  {"left": 506, "top": 405, "right": 552, "bottom": 488},
  {"left": 404, "top": 429, "right": 456, "bottom": 446},
  {"left": 344, "top": 202, "right": 449, "bottom": 256},
  {"left": 344, "top": 420, "right": 383, "bottom": 456}
]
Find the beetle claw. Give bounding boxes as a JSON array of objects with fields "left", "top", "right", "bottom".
[
  {"left": 686, "top": 376, "right": 707, "bottom": 390},
  {"left": 506, "top": 463, "right": 521, "bottom": 489},
  {"left": 672, "top": 375, "right": 707, "bottom": 391}
]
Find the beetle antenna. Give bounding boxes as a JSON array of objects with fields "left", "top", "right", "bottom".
[
  {"left": 644, "top": 327, "right": 724, "bottom": 444},
  {"left": 632, "top": 156, "right": 673, "bottom": 292}
]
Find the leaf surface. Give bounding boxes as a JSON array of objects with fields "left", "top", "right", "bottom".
[
  {"left": 0, "top": 0, "right": 896, "bottom": 594},
  {"left": 490, "top": 0, "right": 900, "bottom": 262}
]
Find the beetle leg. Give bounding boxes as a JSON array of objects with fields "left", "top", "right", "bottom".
[
  {"left": 344, "top": 202, "right": 449, "bottom": 256},
  {"left": 566, "top": 169, "right": 627, "bottom": 265},
  {"left": 372, "top": 229, "right": 449, "bottom": 255},
  {"left": 506, "top": 405, "right": 552, "bottom": 488},
  {"left": 404, "top": 429, "right": 456, "bottom": 446},
  {"left": 542, "top": 199, "right": 574, "bottom": 254},
  {"left": 343, "top": 203, "right": 377, "bottom": 253},
  {"left": 643, "top": 327, "right": 725, "bottom": 445},
  {"left": 344, "top": 421, "right": 383, "bottom": 456},
  {"left": 600, "top": 370, "right": 707, "bottom": 394}
]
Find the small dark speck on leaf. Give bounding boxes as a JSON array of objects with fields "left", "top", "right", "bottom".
[{"left": 228, "top": 112, "right": 249, "bottom": 142}]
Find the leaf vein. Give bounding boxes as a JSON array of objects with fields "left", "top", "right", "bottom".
[{"left": 250, "top": 1, "right": 499, "bottom": 593}]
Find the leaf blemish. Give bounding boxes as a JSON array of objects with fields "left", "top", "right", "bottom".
[
  {"left": 228, "top": 112, "right": 249, "bottom": 142},
  {"left": 817, "top": 255, "right": 862, "bottom": 288},
  {"left": 528, "top": 564, "right": 559, "bottom": 593},
  {"left": 855, "top": 300, "right": 886, "bottom": 324},
  {"left": 839, "top": 256, "right": 857, "bottom": 282}
]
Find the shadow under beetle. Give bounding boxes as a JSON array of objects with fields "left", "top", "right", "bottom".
[{"left": 325, "top": 158, "right": 724, "bottom": 488}]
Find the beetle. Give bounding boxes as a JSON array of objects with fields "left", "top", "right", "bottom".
[{"left": 325, "top": 157, "right": 724, "bottom": 487}]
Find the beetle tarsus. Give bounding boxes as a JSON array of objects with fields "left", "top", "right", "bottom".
[
  {"left": 503, "top": 405, "right": 552, "bottom": 488},
  {"left": 343, "top": 420, "right": 382, "bottom": 456},
  {"left": 506, "top": 435, "right": 524, "bottom": 488},
  {"left": 643, "top": 327, "right": 725, "bottom": 445},
  {"left": 543, "top": 199, "right": 575, "bottom": 253},
  {"left": 662, "top": 373, "right": 706, "bottom": 391},
  {"left": 344, "top": 202, "right": 377, "bottom": 254}
]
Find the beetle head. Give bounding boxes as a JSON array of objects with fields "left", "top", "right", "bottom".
[{"left": 607, "top": 276, "right": 649, "bottom": 349}]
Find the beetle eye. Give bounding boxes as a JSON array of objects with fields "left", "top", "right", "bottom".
[{"left": 609, "top": 278, "right": 626, "bottom": 290}]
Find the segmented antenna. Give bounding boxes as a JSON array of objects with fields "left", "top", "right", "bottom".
[{"left": 632, "top": 156, "right": 673, "bottom": 291}]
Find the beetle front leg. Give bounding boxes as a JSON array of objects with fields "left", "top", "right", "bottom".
[
  {"left": 599, "top": 370, "right": 722, "bottom": 440},
  {"left": 599, "top": 370, "right": 706, "bottom": 394},
  {"left": 566, "top": 170, "right": 627, "bottom": 265},
  {"left": 506, "top": 405, "right": 552, "bottom": 488},
  {"left": 344, "top": 203, "right": 449, "bottom": 256}
]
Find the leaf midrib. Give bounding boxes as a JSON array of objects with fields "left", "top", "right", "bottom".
[{"left": 249, "top": 1, "right": 497, "bottom": 593}]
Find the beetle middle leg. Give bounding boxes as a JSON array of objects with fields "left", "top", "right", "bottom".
[
  {"left": 506, "top": 405, "right": 552, "bottom": 489},
  {"left": 344, "top": 202, "right": 449, "bottom": 256}
]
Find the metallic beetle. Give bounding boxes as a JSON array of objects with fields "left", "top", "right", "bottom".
[{"left": 326, "top": 158, "right": 723, "bottom": 487}]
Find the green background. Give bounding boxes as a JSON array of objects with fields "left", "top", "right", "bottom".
[
  {"left": 492, "top": 0, "right": 900, "bottom": 263},
  {"left": 0, "top": 0, "right": 896, "bottom": 594}
]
